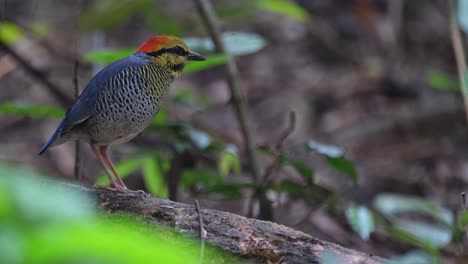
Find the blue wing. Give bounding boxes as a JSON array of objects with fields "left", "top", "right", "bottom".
[{"left": 38, "top": 53, "right": 149, "bottom": 154}]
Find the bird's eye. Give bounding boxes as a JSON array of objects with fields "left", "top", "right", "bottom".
[{"left": 172, "top": 45, "right": 187, "bottom": 56}]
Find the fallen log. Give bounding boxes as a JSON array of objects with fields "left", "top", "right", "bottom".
[{"left": 80, "top": 186, "right": 385, "bottom": 264}]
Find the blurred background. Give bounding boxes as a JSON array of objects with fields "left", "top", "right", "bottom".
[{"left": 1, "top": 0, "right": 467, "bottom": 263}]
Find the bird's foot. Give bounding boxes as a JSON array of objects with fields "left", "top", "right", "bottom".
[
  {"left": 97, "top": 183, "right": 147, "bottom": 196},
  {"left": 114, "top": 185, "right": 147, "bottom": 196}
]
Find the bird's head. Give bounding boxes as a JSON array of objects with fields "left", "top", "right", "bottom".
[{"left": 136, "top": 35, "right": 205, "bottom": 78}]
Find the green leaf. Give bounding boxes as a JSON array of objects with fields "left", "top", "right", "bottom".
[
  {"left": 393, "top": 220, "right": 452, "bottom": 248},
  {"left": 385, "top": 250, "right": 434, "bottom": 264},
  {"left": 142, "top": 155, "right": 168, "bottom": 198},
  {"left": 0, "top": 163, "right": 244, "bottom": 264},
  {"left": 0, "top": 103, "right": 65, "bottom": 119},
  {"left": 184, "top": 31, "right": 267, "bottom": 56},
  {"left": 325, "top": 156, "right": 357, "bottom": 184},
  {"left": 427, "top": 71, "right": 460, "bottom": 91},
  {"left": 183, "top": 54, "right": 230, "bottom": 74},
  {"left": 0, "top": 22, "right": 24, "bottom": 44},
  {"left": 84, "top": 48, "right": 134, "bottom": 64},
  {"left": 218, "top": 145, "right": 241, "bottom": 177},
  {"left": 345, "top": 205, "right": 375, "bottom": 240},
  {"left": 31, "top": 21, "right": 49, "bottom": 39},
  {"left": 385, "top": 227, "right": 439, "bottom": 254},
  {"left": 94, "top": 156, "right": 144, "bottom": 186},
  {"left": 188, "top": 129, "right": 212, "bottom": 150},
  {"left": 458, "top": 0, "right": 468, "bottom": 33},
  {"left": 373, "top": 193, "right": 454, "bottom": 226},
  {"left": 289, "top": 159, "right": 314, "bottom": 185},
  {"left": 0, "top": 164, "right": 96, "bottom": 223},
  {"left": 307, "top": 140, "right": 344, "bottom": 158},
  {"left": 307, "top": 140, "right": 357, "bottom": 184},
  {"left": 151, "top": 108, "right": 168, "bottom": 126},
  {"left": 459, "top": 211, "right": 468, "bottom": 227},
  {"left": 257, "top": 0, "right": 310, "bottom": 23}
]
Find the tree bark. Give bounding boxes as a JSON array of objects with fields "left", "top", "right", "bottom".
[{"left": 82, "top": 186, "right": 385, "bottom": 264}]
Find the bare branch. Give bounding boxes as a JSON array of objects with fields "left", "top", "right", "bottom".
[
  {"left": 0, "top": 41, "right": 73, "bottom": 107},
  {"left": 193, "top": 0, "right": 262, "bottom": 187}
]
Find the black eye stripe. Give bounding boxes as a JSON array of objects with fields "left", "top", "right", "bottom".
[{"left": 146, "top": 45, "right": 188, "bottom": 57}]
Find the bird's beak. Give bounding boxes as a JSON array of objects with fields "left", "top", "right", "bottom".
[{"left": 187, "top": 51, "right": 205, "bottom": 61}]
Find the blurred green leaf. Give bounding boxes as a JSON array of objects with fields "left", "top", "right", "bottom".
[
  {"left": 184, "top": 31, "right": 267, "bottom": 56},
  {"left": 142, "top": 155, "right": 168, "bottom": 198},
  {"left": 0, "top": 103, "right": 65, "bottom": 120},
  {"left": 459, "top": 211, "right": 468, "bottom": 227},
  {"left": 345, "top": 205, "right": 375, "bottom": 240},
  {"left": 151, "top": 108, "right": 168, "bottom": 126},
  {"left": 184, "top": 54, "right": 230, "bottom": 74},
  {"left": 188, "top": 129, "right": 212, "bottom": 150},
  {"left": 325, "top": 156, "right": 357, "bottom": 185},
  {"left": 0, "top": 22, "right": 24, "bottom": 44},
  {"left": 79, "top": 0, "right": 152, "bottom": 31},
  {"left": 385, "top": 250, "right": 434, "bottom": 264},
  {"left": 257, "top": 0, "right": 310, "bottom": 23},
  {"left": 31, "top": 21, "right": 49, "bottom": 39},
  {"left": 218, "top": 145, "right": 241, "bottom": 177},
  {"left": 385, "top": 227, "right": 439, "bottom": 254},
  {"left": 84, "top": 48, "right": 134, "bottom": 64},
  {"left": 427, "top": 71, "right": 460, "bottom": 91},
  {"left": 393, "top": 220, "right": 452, "bottom": 249},
  {"left": 307, "top": 140, "right": 343, "bottom": 158},
  {"left": 25, "top": 221, "right": 197, "bottom": 264},
  {"left": 0, "top": 163, "right": 242, "bottom": 264},
  {"left": 458, "top": 0, "right": 468, "bottom": 33},
  {"left": 289, "top": 159, "right": 314, "bottom": 185},
  {"left": 95, "top": 156, "right": 144, "bottom": 186},
  {"left": 0, "top": 163, "right": 95, "bottom": 224},
  {"left": 306, "top": 140, "right": 357, "bottom": 184},
  {"left": 374, "top": 193, "right": 454, "bottom": 226}
]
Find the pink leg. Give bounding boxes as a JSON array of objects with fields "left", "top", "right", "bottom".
[
  {"left": 99, "top": 146, "right": 127, "bottom": 189},
  {"left": 90, "top": 143, "right": 116, "bottom": 188}
]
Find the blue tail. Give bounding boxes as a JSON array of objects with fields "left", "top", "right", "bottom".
[{"left": 38, "top": 121, "right": 64, "bottom": 155}]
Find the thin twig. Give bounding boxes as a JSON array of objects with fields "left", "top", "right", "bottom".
[
  {"left": 462, "top": 192, "right": 467, "bottom": 240},
  {"left": 194, "top": 0, "right": 262, "bottom": 186},
  {"left": 194, "top": 200, "right": 206, "bottom": 264},
  {"left": 449, "top": 0, "right": 468, "bottom": 124},
  {"left": 262, "top": 111, "right": 296, "bottom": 185},
  {"left": 462, "top": 192, "right": 467, "bottom": 211},
  {"left": 0, "top": 41, "right": 73, "bottom": 107},
  {"left": 73, "top": 59, "right": 82, "bottom": 181}
]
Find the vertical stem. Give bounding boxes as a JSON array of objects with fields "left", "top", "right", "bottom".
[
  {"left": 73, "top": 59, "right": 82, "bottom": 180},
  {"left": 194, "top": 0, "right": 266, "bottom": 217},
  {"left": 449, "top": 0, "right": 468, "bottom": 124}
]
